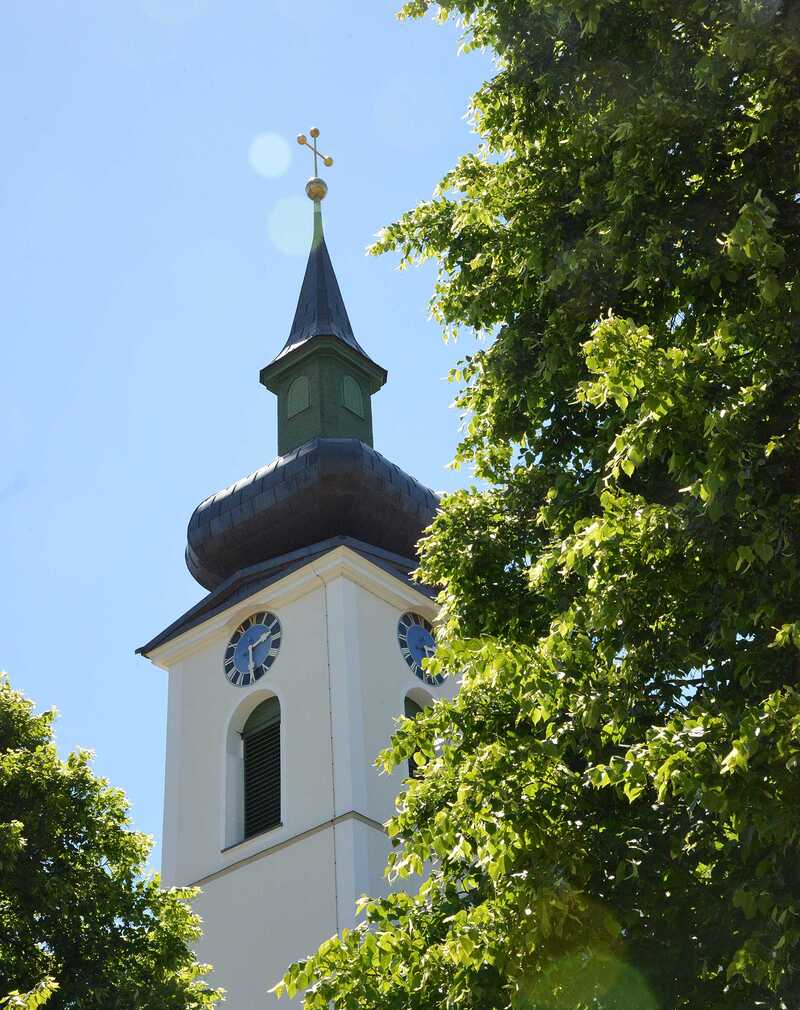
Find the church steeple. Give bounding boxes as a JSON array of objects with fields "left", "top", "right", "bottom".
[
  {"left": 176, "top": 129, "right": 437, "bottom": 592},
  {"left": 259, "top": 131, "right": 386, "bottom": 456}
]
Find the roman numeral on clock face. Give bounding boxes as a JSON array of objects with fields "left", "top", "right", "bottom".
[
  {"left": 397, "top": 611, "right": 439, "bottom": 684},
  {"left": 223, "top": 612, "right": 283, "bottom": 686}
]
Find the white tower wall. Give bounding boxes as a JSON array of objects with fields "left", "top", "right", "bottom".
[{"left": 145, "top": 546, "right": 454, "bottom": 1009}]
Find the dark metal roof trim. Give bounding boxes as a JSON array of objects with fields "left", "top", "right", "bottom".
[{"left": 137, "top": 535, "right": 435, "bottom": 657}]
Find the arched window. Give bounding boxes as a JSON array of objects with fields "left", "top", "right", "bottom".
[
  {"left": 242, "top": 697, "right": 281, "bottom": 838},
  {"left": 404, "top": 695, "right": 424, "bottom": 780},
  {"left": 287, "top": 375, "right": 310, "bottom": 418},
  {"left": 341, "top": 374, "right": 364, "bottom": 418}
]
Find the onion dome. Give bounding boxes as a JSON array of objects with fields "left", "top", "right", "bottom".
[{"left": 186, "top": 438, "right": 438, "bottom": 591}]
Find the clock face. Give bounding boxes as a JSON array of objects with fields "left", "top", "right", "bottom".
[
  {"left": 397, "top": 612, "right": 441, "bottom": 685},
  {"left": 224, "top": 612, "right": 282, "bottom": 687}
]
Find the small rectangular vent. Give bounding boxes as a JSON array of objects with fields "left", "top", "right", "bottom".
[{"left": 243, "top": 722, "right": 281, "bottom": 838}]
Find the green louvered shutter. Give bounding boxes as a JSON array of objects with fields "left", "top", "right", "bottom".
[
  {"left": 243, "top": 698, "right": 281, "bottom": 838},
  {"left": 404, "top": 696, "right": 424, "bottom": 780}
]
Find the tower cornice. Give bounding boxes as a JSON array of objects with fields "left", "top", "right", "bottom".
[{"left": 259, "top": 333, "right": 386, "bottom": 394}]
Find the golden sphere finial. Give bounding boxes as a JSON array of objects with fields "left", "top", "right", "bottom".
[
  {"left": 310, "top": 127, "right": 320, "bottom": 138},
  {"left": 305, "top": 177, "right": 328, "bottom": 201},
  {"left": 323, "top": 156, "right": 333, "bottom": 167},
  {"left": 297, "top": 133, "right": 307, "bottom": 145}
]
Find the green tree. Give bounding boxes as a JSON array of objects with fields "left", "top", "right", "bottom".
[
  {"left": 0, "top": 675, "right": 221, "bottom": 1009},
  {"left": 278, "top": 1, "right": 800, "bottom": 1008}
]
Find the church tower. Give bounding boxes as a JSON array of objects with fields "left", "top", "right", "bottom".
[{"left": 138, "top": 132, "right": 453, "bottom": 1008}]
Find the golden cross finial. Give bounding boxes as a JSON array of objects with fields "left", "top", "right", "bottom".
[{"left": 297, "top": 128, "right": 333, "bottom": 201}]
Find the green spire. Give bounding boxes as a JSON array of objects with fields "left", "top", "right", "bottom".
[{"left": 312, "top": 199, "right": 323, "bottom": 247}]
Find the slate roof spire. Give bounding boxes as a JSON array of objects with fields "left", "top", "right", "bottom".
[{"left": 273, "top": 199, "right": 372, "bottom": 362}]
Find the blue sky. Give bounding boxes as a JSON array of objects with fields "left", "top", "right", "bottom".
[{"left": 0, "top": 1, "right": 491, "bottom": 869}]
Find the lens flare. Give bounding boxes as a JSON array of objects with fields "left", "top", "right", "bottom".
[
  {"left": 516, "top": 951, "right": 658, "bottom": 1010},
  {"left": 513, "top": 899, "right": 658, "bottom": 1010},
  {"left": 268, "top": 196, "right": 309, "bottom": 257},
  {"left": 249, "top": 133, "right": 291, "bottom": 179}
]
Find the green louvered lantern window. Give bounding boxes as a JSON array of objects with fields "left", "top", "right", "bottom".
[
  {"left": 404, "top": 695, "right": 424, "bottom": 780},
  {"left": 341, "top": 374, "right": 364, "bottom": 418},
  {"left": 242, "top": 697, "right": 281, "bottom": 839},
  {"left": 287, "top": 375, "right": 310, "bottom": 418}
]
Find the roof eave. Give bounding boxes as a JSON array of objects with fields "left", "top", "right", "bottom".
[
  {"left": 136, "top": 535, "right": 435, "bottom": 659},
  {"left": 259, "top": 334, "right": 387, "bottom": 393}
]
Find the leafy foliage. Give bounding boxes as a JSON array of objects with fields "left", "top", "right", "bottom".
[
  {"left": 0, "top": 675, "right": 221, "bottom": 1010},
  {"left": 1, "top": 979, "right": 58, "bottom": 1010},
  {"left": 279, "top": 1, "right": 800, "bottom": 1008}
]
